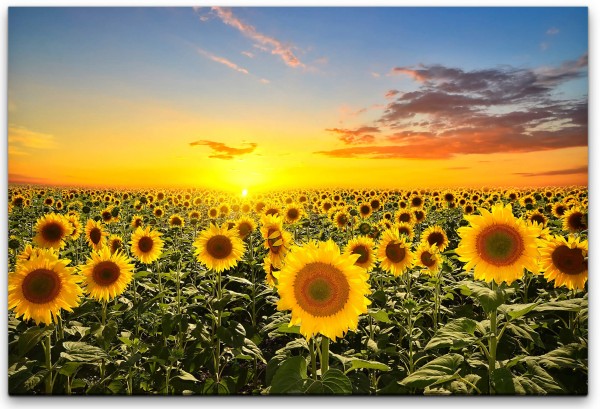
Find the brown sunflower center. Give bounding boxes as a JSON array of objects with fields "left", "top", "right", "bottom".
[
  {"left": 238, "top": 222, "right": 253, "bottom": 238},
  {"left": 412, "top": 197, "right": 423, "bottom": 207},
  {"left": 138, "top": 236, "right": 154, "bottom": 253},
  {"left": 427, "top": 232, "right": 445, "bottom": 247},
  {"left": 337, "top": 214, "right": 349, "bottom": 226},
  {"left": 294, "top": 262, "right": 350, "bottom": 317},
  {"left": 421, "top": 251, "right": 436, "bottom": 267},
  {"left": 90, "top": 227, "right": 102, "bottom": 244},
  {"left": 41, "top": 222, "right": 65, "bottom": 242},
  {"left": 567, "top": 212, "right": 586, "bottom": 230},
  {"left": 102, "top": 212, "right": 112, "bottom": 221},
  {"left": 386, "top": 242, "right": 406, "bottom": 263},
  {"left": 287, "top": 208, "right": 299, "bottom": 220},
  {"left": 531, "top": 214, "right": 546, "bottom": 225},
  {"left": 22, "top": 268, "right": 61, "bottom": 304},
  {"left": 352, "top": 245, "right": 370, "bottom": 264},
  {"left": 265, "top": 208, "right": 279, "bottom": 216},
  {"left": 360, "top": 205, "right": 371, "bottom": 216},
  {"left": 92, "top": 261, "right": 121, "bottom": 286},
  {"left": 206, "top": 235, "right": 233, "bottom": 259},
  {"left": 552, "top": 245, "right": 587, "bottom": 276},
  {"left": 399, "top": 213, "right": 411, "bottom": 223},
  {"left": 110, "top": 239, "right": 123, "bottom": 253},
  {"left": 476, "top": 224, "right": 524, "bottom": 266},
  {"left": 171, "top": 217, "right": 183, "bottom": 226},
  {"left": 555, "top": 205, "right": 566, "bottom": 216}
]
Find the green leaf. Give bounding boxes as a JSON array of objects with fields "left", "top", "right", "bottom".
[
  {"left": 425, "top": 318, "right": 478, "bottom": 350},
  {"left": 161, "top": 312, "right": 181, "bottom": 336},
  {"left": 321, "top": 369, "right": 352, "bottom": 394},
  {"left": 60, "top": 342, "right": 109, "bottom": 363},
  {"left": 173, "top": 369, "right": 200, "bottom": 383},
  {"left": 216, "top": 321, "right": 246, "bottom": 348},
  {"left": 492, "top": 367, "right": 515, "bottom": 394},
  {"left": 369, "top": 310, "right": 392, "bottom": 323},
  {"left": 17, "top": 326, "right": 53, "bottom": 357},
  {"left": 513, "top": 362, "right": 563, "bottom": 395},
  {"left": 347, "top": 359, "right": 391, "bottom": 373},
  {"left": 269, "top": 356, "right": 307, "bottom": 394},
  {"left": 459, "top": 281, "right": 505, "bottom": 313},
  {"left": 498, "top": 303, "right": 538, "bottom": 320},
  {"left": 276, "top": 324, "right": 301, "bottom": 334},
  {"left": 401, "top": 353, "right": 464, "bottom": 389},
  {"left": 527, "top": 343, "right": 587, "bottom": 370},
  {"left": 534, "top": 299, "right": 586, "bottom": 313}
]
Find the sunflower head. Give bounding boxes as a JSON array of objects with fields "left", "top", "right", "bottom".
[
  {"left": 260, "top": 214, "right": 293, "bottom": 268},
  {"left": 9, "top": 253, "right": 82, "bottom": 325},
  {"left": 33, "top": 213, "right": 73, "bottom": 249},
  {"left": 284, "top": 204, "right": 304, "bottom": 224},
  {"left": 130, "top": 226, "right": 164, "bottom": 264},
  {"left": 79, "top": 247, "right": 134, "bottom": 301},
  {"left": 562, "top": 207, "right": 587, "bottom": 233},
  {"left": 108, "top": 234, "right": 124, "bottom": 254},
  {"left": 194, "top": 223, "right": 245, "bottom": 272},
  {"left": 377, "top": 229, "right": 414, "bottom": 277},
  {"left": 539, "top": 235, "right": 588, "bottom": 291},
  {"left": 422, "top": 225, "right": 449, "bottom": 252},
  {"left": 275, "top": 240, "right": 371, "bottom": 341},
  {"left": 263, "top": 256, "right": 279, "bottom": 287},
  {"left": 85, "top": 219, "right": 108, "bottom": 251},
  {"left": 235, "top": 216, "right": 257, "bottom": 240},
  {"left": 344, "top": 236, "right": 376, "bottom": 272},
  {"left": 169, "top": 214, "right": 185, "bottom": 228},
  {"left": 414, "top": 243, "right": 442, "bottom": 275},
  {"left": 457, "top": 203, "right": 540, "bottom": 285}
]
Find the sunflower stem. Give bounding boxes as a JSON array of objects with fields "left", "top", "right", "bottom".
[
  {"left": 320, "top": 337, "right": 330, "bottom": 376},
  {"left": 488, "top": 280, "right": 498, "bottom": 395},
  {"left": 44, "top": 332, "right": 53, "bottom": 395},
  {"left": 102, "top": 299, "right": 107, "bottom": 326},
  {"left": 309, "top": 338, "right": 318, "bottom": 380},
  {"left": 215, "top": 269, "right": 222, "bottom": 383}
]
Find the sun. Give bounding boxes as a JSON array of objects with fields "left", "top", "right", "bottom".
[{"left": 242, "top": 188, "right": 248, "bottom": 197}]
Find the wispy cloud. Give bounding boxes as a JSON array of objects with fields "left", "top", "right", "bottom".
[
  {"left": 196, "top": 48, "right": 249, "bottom": 74},
  {"left": 196, "top": 7, "right": 305, "bottom": 69},
  {"left": 189, "top": 139, "right": 257, "bottom": 160},
  {"left": 547, "top": 27, "right": 560, "bottom": 35},
  {"left": 241, "top": 51, "right": 254, "bottom": 58},
  {"left": 8, "top": 125, "right": 56, "bottom": 157},
  {"left": 515, "top": 166, "right": 587, "bottom": 177},
  {"left": 325, "top": 127, "right": 380, "bottom": 145},
  {"left": 9, "top": 173, "right": 52, "bottom": 185},
  {"left": 318, "top": 54, "right": 588, "bottom": 160}
]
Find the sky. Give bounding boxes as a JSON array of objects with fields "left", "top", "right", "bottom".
[{"left": 7, "top": 7, "right": 588, "bottom": 193}]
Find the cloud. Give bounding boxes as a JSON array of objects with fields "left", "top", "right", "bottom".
[
  {"left": 385, "top": 89, "right": 399, "bottom": 98},
  {"left": 198, "top": 7, "right": 305, "bottom": 69},
  {"left": 259, "top": 78, "right": 270, "bottom": 84},
  {"left": 189, "top": 140, "right": 257, "bottom": 160},
  {"left": 196, "top": 48, "right": 249, "bottom": 74},
  {"left": 515, "top": 166, "right": 588, "bottom": 177},
  {"left": 325, "top": 127, "right": 380, "bottom": 145},
  {"left": 241, "top": 51, "right": 254, "bottom": 58},
  {"left": 547, "top": 27, "right": 560, "bottom": 35},
  {"left": 9, "top": 173, "right": 51, "bottom": 185},
  {"left": 8, "top": 125, "right": 56, "bottom": 156},
  {"left": 316, "top": 54, "right": 588, "bottom": 160}
]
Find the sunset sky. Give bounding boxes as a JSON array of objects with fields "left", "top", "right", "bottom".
[{"left": 8, "top": 7, "right": 588, "bottom": 193}]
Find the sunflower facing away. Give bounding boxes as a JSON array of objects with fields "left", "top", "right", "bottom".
[
  {"left": 85, "top": 219, "right": 108, "bottom": 251},
  {"left": 377, "top": 229, "right": 414, "bottom": 276},
  {"left": 275, "top": 240, "right": 371, "bottom": 340},
  {"left": 17, "top": 244, "right": 59, "bottom": 268},
  {"left": 194, "top": 223, "right": 245, "bottom": 272},
  {"left": 79, "top": 247, "right": 134, "bottom": 301},
  {"left": 456, "top": 203, "right": 540, "bottom": 285},
  {"left": 344, "top": 236, "right": 376, "bottom": 272},
  {"left": 260, "top": 214, "right": 293, "bottom": 268},
  {"left": 33, "top": 213, "right": 73, "bottom": 249},
  {"left": 263, "top": 255, "right": 279, "bottom": 287},
  {"left": 9, "top": 253, "right": 83, "bottom": 325},
  {"left": 130, "top": 226, "right": 164, "bottom": 264},
  {"left": 539, "top": 235, "right": 588, "bottom": 291}
]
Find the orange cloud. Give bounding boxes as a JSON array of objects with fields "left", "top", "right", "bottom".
[
  {"left": 325, "top": 126, "right": 380, "bottom": 145},
  {"left": 190, "top": 140, "right": 257, "bottom": 160},
  {"left": 196, "top": 48, "right": 249, "bottom": 74},
  {"left": 515, "top": 166, "right": 588, "bottom": 177}
]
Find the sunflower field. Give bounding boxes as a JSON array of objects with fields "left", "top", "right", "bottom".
[{"left": 7, "top": 185, "right": 588, "bottom": 395}]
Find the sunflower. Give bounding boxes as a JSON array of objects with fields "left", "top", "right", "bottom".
[
  {"left": 130, "top": 226, "right": 164, "bottom": 264},
  {"left": 344, "top": 236, "right": 376, "bottom": 272},
  {"left": 66, "top": 214, "right": 82, "bottom": 240},
  {"left": 208, "top": 207, "right": 219, "bottom": 219},
  {"left": 456, "top": 203, "right": 539, "bottom": 285},
  {"left": 131, "top": 215, "right": 144, "bottom": 229},
  {"left": 358, "top": 202, "right": 373, "bottom": 219},
  {"left": 274, "top": 240, "right": 371, "bottom": 340},
  {"left": 421, "top": 225, "right": 449, "bottom": 252},
  {"left": 235, "top": 216, "right": 257, "bottom": 240},
  {"left": 8, "top": 253, "right": 82, "bottom": 325},
  {"left": 79, "top": 247, "right": 134, "bottom": 301},
  {"left": 85, "top": 219, "right": 108, "bottom": 251},
  {"left": 414, "top": 209, "right": 427, "bottom": 224},
  {"left": 108, "top": 234, "right": 124, "bottom": 254},
  {"left": 562, "top": 207, "right": 587, "bottom": 233},
  {"left": 539, "top": 235, "right": 587, "bottom": 291},
  {"left": 169, "top": 214, "right": 185, "bottom": 228},
  {"left": 263, "top": 255, "right": 279, "bottom": 287},
  {"left": 377, "top": 229, "right": 414, "bottom": 276},
  {"left": 414, "top": 243, "right": 442, "bottom": 275},
  {"left": 394, "top": 222, "right": 415, "bottom": 241},
  {"left": 33, "top": 213, "right": 73, "bottom": 249},
  {"left": 260, "top": 215, "right": 293, "bottom": 268},
  {"left": 153, "top": 206, "right": 165, "bottom": 218},
  {"left": 17, "top": 244, "right": 59, "bottom": 268},
  {"left": 333, "top": 209, "right": 351, "bottom": 230},
  {"left": 526, "top": 210, "right": 548, "bottom": 227},
  {"left": 284, "top": 203, "right": 304, "bottom": 224},
  {"left": 410, "top": 194, "right": 424, "bottom": 209},
  {"left": 194, "top": 222, "right": 245, "bottom": 272},
  {"left": 395, "top": 209, "right": 415, "bottom": 225}
]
